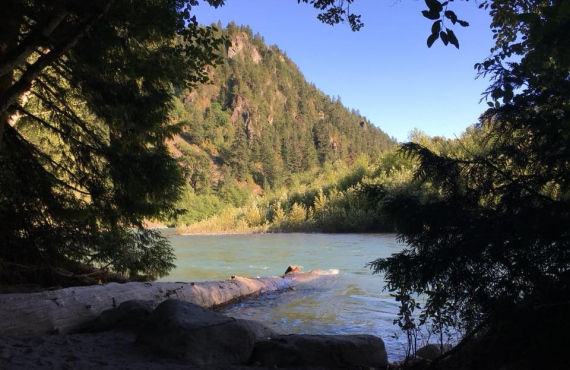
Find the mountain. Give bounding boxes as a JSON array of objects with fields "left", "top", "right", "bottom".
[{"left": 167, "top": 24, "right": 395, "bottom": 223}]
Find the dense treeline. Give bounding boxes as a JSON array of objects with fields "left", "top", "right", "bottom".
[
  {"left": 166, "top": 24, "right": 395, "bottom": 226},
  {"left": 177, "top": 128, "right": 480, "bottom": 234}
]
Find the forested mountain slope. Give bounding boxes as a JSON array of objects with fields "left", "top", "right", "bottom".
[{"left": 166, "top": 24, "right": 395, "bottom": 224}]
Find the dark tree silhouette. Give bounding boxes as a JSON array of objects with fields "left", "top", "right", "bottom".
[
  {"left": 0, "top": 0, "right": 224, "bottom": 284},
  {"left": 366, "top": 1, "right": 569, "bottom": 367}
]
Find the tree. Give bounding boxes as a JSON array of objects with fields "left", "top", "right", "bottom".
[
  {"left": 0, "top": 0, "right": 225, "bottom": 284},
  {"left": 297, "top": 0, "right": 364, "bottom": 31},
  {"left": 365, "top": 0, "right": 569, "bottom": 367}
]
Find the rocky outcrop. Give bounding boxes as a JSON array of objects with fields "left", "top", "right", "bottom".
[
  {"left": 0, "top": 298, "right": 390, "bottom": 369},
  {"left": 137, "top": 300, "right": 276, "bottom": 366},
  {"left": 0, "top": 274, "right": 301, "bottom": 336},
  {"left": 227, "top": 31, "right": 262, "bottom": 63},
  {"left": 135, "top": 299, "right": 389, "bottom": 368},
  {"left": 250, "top": 334, "right": 388, "bottom": 369}
]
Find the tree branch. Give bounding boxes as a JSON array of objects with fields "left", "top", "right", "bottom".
[
  {"left": 0, "top": 1, "right": 114, "bottom": 116},
  {"left": 15, "top": 105, "right": 100, "bottom": 152},
  {"left": 6, "top": 123, "right": 92, "bottom": 196},
  {"left": 428, "top": 320, "right": 487, "bottom": 369},
  {"left": 30, "top": 80, "right": 105, "bottom": 145},
  {"left": 0, "top": 10, "right": 68, "bottom": 79}
]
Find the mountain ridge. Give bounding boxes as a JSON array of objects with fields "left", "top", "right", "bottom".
[{"left": 167, "top": 24, "right": 395, "bottom": 224}]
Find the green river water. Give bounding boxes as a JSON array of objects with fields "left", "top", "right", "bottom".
[{"left": 161, "top": 232, "right": 408, "bottom": 361}]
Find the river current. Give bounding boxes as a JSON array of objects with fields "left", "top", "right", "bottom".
[{"left": 161, "top": 233, "right": 408, "bottom": 361}]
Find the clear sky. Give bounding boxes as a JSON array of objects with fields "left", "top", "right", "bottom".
[{"left": 192, "top": 0, "right": 495, "bottom": 142}]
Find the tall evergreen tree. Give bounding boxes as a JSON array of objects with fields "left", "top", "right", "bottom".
[
  {"left": 365, "top": 1, "right": 569, "bottom": 367},
  {"left": 0, "top": 0, "right": 224, "bottom": 284}
]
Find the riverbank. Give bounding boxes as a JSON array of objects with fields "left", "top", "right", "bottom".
[
  {"left": 165, "top": 233, "right": 408, "bottom": 360},
  {"left": 0, "top": 270, "right": 324, "bottom": 336},
  {"left": 0, "top": 269, "right": 391, "bottom": 369},
  {"left": 177, "top": 230, "right": 265, "bottom": 236},
  {"left": 0, "top": 299, "right": 389, "bottom": 369}
]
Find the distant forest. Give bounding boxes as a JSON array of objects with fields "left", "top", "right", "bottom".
[{"left": 165, "top": 24, "right": 396, "bottom": 228}]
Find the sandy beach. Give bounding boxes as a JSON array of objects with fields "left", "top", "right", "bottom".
[{"left": 0, "top": 330, "right": 268, "bottom": 369}]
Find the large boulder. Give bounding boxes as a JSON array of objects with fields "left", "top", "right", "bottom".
[
  {"left": 137, "top": 299, "right": 276, "bottom": 366},
  {"left": 234, "top": 319, "right": 277, "bottom": 342},
  {"left": 250, "top": 334, "right": 388, "bottom": 369},
  {"left": 416, "top": 343, "right": 453, "bottom": 360},
  {"left": 79, "top": 300, "right": 157, "bottom": 332}
]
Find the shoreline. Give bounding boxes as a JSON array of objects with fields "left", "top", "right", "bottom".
[
  {"left": 176, "top": 230, "right": 266, "bottom": 236},
  {"left": 0, "top": 300, "right": 391, "bottom": 370},
  {"left": 0, "top": 269, "right": 394, "bottom": 369},
  {"left": 0, "top": 277, "right": 288, "bottom": 336},
  {"left": 169, "top": 229, "right": 398, "bottom": 236},
  {"left": 0, "top": 267, "right": 340, "bottom": 336}
]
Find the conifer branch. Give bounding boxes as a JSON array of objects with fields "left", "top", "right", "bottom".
[{"left": 0, "top": 1, "right": 114, "bottom": 116}]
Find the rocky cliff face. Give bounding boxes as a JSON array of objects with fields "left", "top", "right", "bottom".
[
  {"left": 227, "top": 31, "right": 262, "bottom": 63},
  {"left": 170, "top": 23, "right": 395, "bottom": 194}
]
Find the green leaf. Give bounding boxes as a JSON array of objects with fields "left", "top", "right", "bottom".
[
  {"left": 491, "top": 87, "right": 503, "bottom": 99},
  {"left": 422, "top": 10, "right": 440, "bottom": 20},
  {"left": 447, "top": 29, "right": 459, "bottom": 48},
  {"left": 440, "top": 31, "right": 449, "bottom": 45},
  {"left": 425, "top": 0, "right": 443, "bottom": 12},
  {"left": 427, "top": 33, "right": 439, "bottom": 47},
  {"left": 431, "top": 20, "right": 441, "bottom": 35},
  {"left": 444, "top": 10, "right": 457, "bottom": 24}
]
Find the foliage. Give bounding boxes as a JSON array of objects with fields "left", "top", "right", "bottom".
[
  {"left": 243, "top": 205, "right": 264, "bottom": 227},
  {"left": 367, "top": 0, "right": 570, "bottom": 366},
  {"left": 298, "top": 0, "right": 364, "bottom": 31},
  {"left": 0, "top": 0, "right": 225, "bottom": 284},
  {"left": 179, "top": 143, "right": 433, "bottom": 234},
  {"left": 168, "top": 24, "right": 395, "bottom": 225},
  {"left": 286, "top": 202, "right": 308, "bottom": 229},
  {"left": 173, "top": 186, "right": 224, "bottom": 225},
  {"left": 421, "top": 0, "right": 470, "bottom": 48}
]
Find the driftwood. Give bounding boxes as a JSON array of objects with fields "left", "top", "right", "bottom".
[{"left": 0, "top": 275, "right": 300, "bottom": 336}]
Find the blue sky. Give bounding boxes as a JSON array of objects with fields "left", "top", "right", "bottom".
[{"left": 193, "top": 0, "right": 495, "bottom": 142}]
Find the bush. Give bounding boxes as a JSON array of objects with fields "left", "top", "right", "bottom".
[{"left": 287, "top": 202, "right": 307, "bottom": 228}]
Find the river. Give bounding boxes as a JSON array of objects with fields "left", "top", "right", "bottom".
[{"left": 161, "top": 232, "right": 408, "bottom": 361}]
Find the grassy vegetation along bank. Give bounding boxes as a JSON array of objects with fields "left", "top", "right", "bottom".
[{"left": 166, "top": 128, "right": 481, "bottom": 234}]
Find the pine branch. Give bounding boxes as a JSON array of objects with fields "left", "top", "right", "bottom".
[
  {"left": 15, "top": 105, "right": 100, "bottom": 152},
  {"left": 7, "top": 123, "right": 92, "bottom": 196},
  {"left": 454, "top": 136, "right": 557, "bottom": 205},
  {"left": 30, "top": 81, "right": 104, "bottom": 145},
  {"left": 0, "top": 1, "right": 114, "bottom": 116},
  {"left": 0, "top": 10, "right": 68, "bottom": 79}
]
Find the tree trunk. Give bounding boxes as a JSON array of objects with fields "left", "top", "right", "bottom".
[
  {"left": 0, "top": 3, "right": 20, "bottom": 148},
  {"left": 0, "top": 274, "right": 302, "bottom": 336}
]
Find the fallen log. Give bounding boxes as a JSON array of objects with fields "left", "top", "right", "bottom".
[{"left": 0, "top": 274, "right": 301, "bottom": 336}]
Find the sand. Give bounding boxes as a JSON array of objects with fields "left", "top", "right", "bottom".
[{"left": 0, "top": 330, "right": 267, "bottom": 369}]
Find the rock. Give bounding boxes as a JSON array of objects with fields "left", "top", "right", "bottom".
[
  {"left": 284, "top": 265, "right": 303, "bottom": 275},
  {"left": 137, "top": 299, "right": 274, "bottom": 366},
  {"left": 80, "top": 300, "right": 157, "bottom": 333},
  {"left": 416, "top": 343, "right": 453, "bottom": 360},
  {"left": 234, "top": 319, "right": 278, "bottom": 342},
  {"left": 250, "top": 334, "right": 388, "bottom": 369}
]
